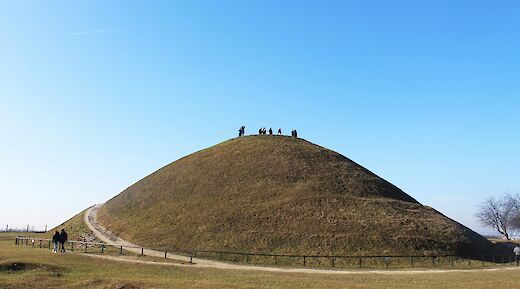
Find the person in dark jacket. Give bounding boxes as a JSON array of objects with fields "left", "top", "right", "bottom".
[
  {"left": 52, "top": 231, "right": 60, "bottom": 253},
  {"left": 269, "top": 128, "right": 273, "bottom": 135},
  {"left": 59, "top": 229, "right": 68, "bottom": 252},
  {"left": 238, "top": 125, "right": 245, "bottom": 137}
]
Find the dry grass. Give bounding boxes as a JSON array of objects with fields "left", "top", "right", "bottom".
[
  {"left": 46, "top": 209, "right": 100, "bottom": 243},
  {"left": 97, "top": 136, "right": 508, "bottom": 257},
  {"left": 2, "top": 232, "right": 520, "bottom": 289}
]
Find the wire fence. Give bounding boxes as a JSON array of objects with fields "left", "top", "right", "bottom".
[{"left": 14, "top": 236, "right": 520, "bottom": 269}]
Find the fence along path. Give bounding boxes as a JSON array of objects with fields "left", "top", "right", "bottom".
[
  {"left": 15, "top": 203, "right": 511, "bottom": 274},
  {"left": 15, "top": 236, "right": 520, "bottom": 275}
]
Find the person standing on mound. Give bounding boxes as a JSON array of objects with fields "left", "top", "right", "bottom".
[
  {"left": 238, "top": 126, "right": 245, "bottom": 137},
  {"left": 59, "top": 228, "right": 68, "bottom": 252},
  {"left": 52, "top": 231, "right": 60, "bottom": 253}
]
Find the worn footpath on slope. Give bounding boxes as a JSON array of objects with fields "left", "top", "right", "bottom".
[{"left": 85, "top": 204, "right": 520, "bottom": 275}]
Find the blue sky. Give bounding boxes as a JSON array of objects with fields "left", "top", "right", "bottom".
[{"left": 1, "top": 1, "right": 518, "bottom": 234}]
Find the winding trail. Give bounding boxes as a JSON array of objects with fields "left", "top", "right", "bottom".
[{"left": 84, "top": 204, "right": 520, "bottom": 275}]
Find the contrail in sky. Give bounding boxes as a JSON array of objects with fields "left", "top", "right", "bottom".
[{"left": 68, "top": 27, "right": 130, "bottom": 36}]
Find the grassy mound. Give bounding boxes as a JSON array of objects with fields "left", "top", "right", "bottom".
[{"left": 97, "top": 136, "right": 508, "bottom": 256}]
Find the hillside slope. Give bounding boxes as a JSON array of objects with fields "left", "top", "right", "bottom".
[
  {"left": 97, "top": 136, "right": 507, "bottom": 256},
  {"left": 48, "top": 208, "right": 98, "bottom": 243}
]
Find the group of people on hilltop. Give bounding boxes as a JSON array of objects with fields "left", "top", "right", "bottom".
[
  {"left": 258, "top": 127, "right": 278, "bottom": 135},
  {"left": 238, "top": 126, "right": 297, "bottom": 137},
  {"left": 51, "top": 228, "right": 68, "bottom": 253}
]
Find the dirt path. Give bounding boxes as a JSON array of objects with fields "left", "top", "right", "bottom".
[
  {"left": 84, "top": 204, "right": 520, "bottom": 275},
  {"left": 81, "top": 253, "right": 520, "bottom": 275},
  {"left": 85, "top": 204, "right": 226, "bottom": 266}
]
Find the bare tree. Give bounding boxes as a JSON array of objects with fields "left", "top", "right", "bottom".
[{"left": 476, "top": 194, "right": 518, "bottom": 240}]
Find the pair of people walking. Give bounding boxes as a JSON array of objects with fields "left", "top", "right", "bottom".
[{"left": 52, "top": 229, "right": 68, "bottom": 253}]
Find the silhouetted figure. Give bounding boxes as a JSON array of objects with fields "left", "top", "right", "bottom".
[
  {"left": 52, "top": 231, "right": 60, "bottom": 253},
  {"left": 258, "top": 128, "right": 262, "bottom": 134},
  {"left": 269, "top": 128, "right": 273, "bottom": 135},
  {"left": 238, "top": 126, "right": 245, "bottom": 137},
  {"left": 277, "top": 128, "right": 282, "bottom": 135},
  {"left": 59, "top": 229, "right": 68, "bottom": 252},
  {"left": 294, "top": 130, "right": 297, "bottom": 138}
]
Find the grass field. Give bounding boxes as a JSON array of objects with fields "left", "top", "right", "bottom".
[{"left": 2, "top": 233, "right": 520, "bottom": 289}]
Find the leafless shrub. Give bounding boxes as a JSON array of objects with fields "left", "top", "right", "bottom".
[{"left": 476, "top": 193, "right": 519, "bottom": 240}]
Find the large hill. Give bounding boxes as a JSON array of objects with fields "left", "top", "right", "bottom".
[{"left": 97, "top": 135, "right": 507, "bottom": 256}]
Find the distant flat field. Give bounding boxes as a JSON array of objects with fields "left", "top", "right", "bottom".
[{"left": 2, "top": 233, "right": 520, "bottom": 289}]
